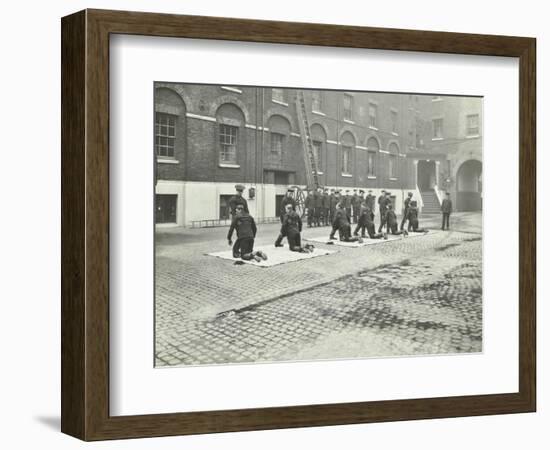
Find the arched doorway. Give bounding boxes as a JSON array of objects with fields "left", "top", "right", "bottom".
[
  {"left": 417, "top": 160, "right": 436, "bottom": 191},
  {"left": 456, "top": 159, "right": 482, "bottom": 211}
]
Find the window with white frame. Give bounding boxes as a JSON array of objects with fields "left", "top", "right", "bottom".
[
  {"left": 369, "top": 103, "right": 378, "bottom": 128},
  {"left": 433, "top": 118, "right": 444, "bottom": 139},
  {"left": 312, "top": 91, "right": 323, "bottom": 112},
  {"left": 343, "top": 94, "right": 353, "bottom": 121},
  {"left": 219, "top": 124, "right": 238, "bottom": 164},
  {"left": 466, "top": 114, "right": 480, "bottom": 136},
  {"left": 270, "top": 132, "right": 284, "bottom": 159},
  {"left": 391, "top": 110, "right": 398, "bottom": 134},
  {"left": 272, "top": 88, "right": 286, "bottom": 103},
  {"left": 341, "top": 145, "right": 352, "bottom": 174},
  {"left": 312, "top": 140, "right": 323, "bottom": 172},
  {"left": 155, "top": 112, "right": 176, "bottom": 158},
  {"left": 389, "top": 154, "right": 398, "bottom": 178},
  {"left": 367, "top": 151, "right": 376, "bottom": 177}
]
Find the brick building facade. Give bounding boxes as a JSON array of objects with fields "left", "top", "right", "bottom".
[{"left": 154, "top": 83, "right": 482, "bottom": 226}]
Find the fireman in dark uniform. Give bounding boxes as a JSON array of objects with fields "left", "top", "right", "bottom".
[
  {"left": 343, "top": 190, "right": 352, "bottom": 220},
  {"left": 228, "top": 184, "right": 249, "bottom": 218},
  {"left": 351, "top": 189, "right": 361, "bottom": 224},
  {"left": 441, "top": 192, "right": 453, "bottom": 230},
  {"left": 400, "top": 191, "right": 414, "bottom": 231},
  {"left": 227, "top": 205, "right": 267, "bottom": 261},
  {"left": 365, "top": 189, "right": 376, "bottom": 210},
  {"left": 313, "top": 187, "right": 324, "bottom": 226},
  {"left": 329, "top": 203, "right": 362, "bottom": 242},
  {"left": 281, "top": 204, "right": 313, "bottom": 253},
  {"left": 407, "top": 201, "right": 429, "bottom": 233},
  {"left": 378, "top": 190, "right": 392, "bottom": 233},
  {"left": 385, "top": 203, "right": 408, "bottom": 236},
  {"left": 329, "top": 189, "right": 339, "bottom": 224},
  {"left": 322, "top": 188, "right": 331, "bottom": 226},
  {"left": 275, "top": 188, "right": 297, "bottom": 247},
  {"left": 304, "top": 189, "right": 315, "bottom": 227}
]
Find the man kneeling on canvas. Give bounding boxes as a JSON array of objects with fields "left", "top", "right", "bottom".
[
  {"left": 329, "top": 203, "right": 363, "bottom": 243},
  {"left": 406, "top": 200, "right": 429, "bottom": 233},
  {"left": 385, "top": 203, "right": 409, "bottom": 237},
  {"left": 227, "top": 205, "right": 268, "bottom": 262},
  {"left": 281, "top": 204, "right": 314, "bottom": 253}
]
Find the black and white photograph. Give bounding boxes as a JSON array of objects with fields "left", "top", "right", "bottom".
[{"left": 154, "top": 83, "right": 483, "bottom": 367}]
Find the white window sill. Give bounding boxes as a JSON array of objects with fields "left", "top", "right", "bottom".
[
  {"left": 341, "top": 173, "right": 353, "bottom": 178},
  {"left": 312, "top": 110, "right": 326, "bottom": 116},
  {"left": 157, "top": 158, "right": 179, "bottom": 164},
  {"left": 343, "top": 119, "right": 355, "bottom": 124},
  {"left": 431, "top": 98, "right": 443, "bottom": 102},
  {"left": 389, "top": 177, "right": 398, "bottom": 181},
  {"left": 379, "top": 150, "right": 390, "bottom": 154},
  {"left": 272, "top": 99, "right": 288, "bottom": 107},
  {"left": 466, "top": 134, "right": 480, "bottom": 139},
  {"left": 218, "top": 163, "right": 241, "bottom": 169},
  {"left": 221, "top": 86, "right": 243, "bottom": 94},
  {"left": 367, "top": 175, "right": 377, "bottom": 180},
  {"left": 369, "top": 126, "right": 379, "bottom": 131},
  {"left": 391, "top": 132, "right": 399, "bottom": 136},
  {"left": 316, "top": 171, "right": 324, "bottom": 175},
  {"left": 432, "top": 137, "right": 444, "bottom": 141}
]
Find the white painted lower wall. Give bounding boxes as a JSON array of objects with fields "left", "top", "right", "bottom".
[{"left": 155, "top": 180, "right": 415, "bottom": 227}]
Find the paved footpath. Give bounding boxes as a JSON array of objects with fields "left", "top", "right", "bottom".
[{"left": 155, "top": 212, "right": 482, "bottom": 366}]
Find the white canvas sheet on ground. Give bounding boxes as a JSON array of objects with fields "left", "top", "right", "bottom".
[
  {"left": 305, "top": 230, "right": 434, "bottom": 247},
  {"left": 207, "top": 245, "right": 335, "bottom": 267},
  {"left": 110, "top": 35, "right": 519, "bottom": 416}
]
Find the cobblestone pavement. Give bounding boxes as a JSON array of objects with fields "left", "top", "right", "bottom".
[{"left": 155, "top": 212, "right": 482, "bottom": 366}]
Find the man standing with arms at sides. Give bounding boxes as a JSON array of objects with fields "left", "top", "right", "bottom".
[
  {"left": 441, "top": 192, "right": 453, "bottom": 230},
  {"left": 275, "top": 188, "right": 297, "bottom": 247},
  {"left": 352, "top": 189, "right": 361, "bottom": 224},
  {"left": 227, "top": 205, "right": 267, "bottom": 262},
  {"left": 313, "top": 187, "right": 324, "bottom": 227},
  {"left": 322, "top": 188, "right": 331, "bottom": 226},
  {"left": 343, "top": 189, "right": 352, "bottom": 222},
  {"left": 400, "top": 191, "right": 414, "bottom": 231},
  {"left": 228, "top": 184, "right": 249, "bottom": 218},
  {"left": 305, "top": 188, "right": 315, "bottom": 228},
  {"left": 377, "top": 189, "right": 386, "bottom": 232},
  {"left": 329, "top": 189, "right": 338, "bottom": 225}
]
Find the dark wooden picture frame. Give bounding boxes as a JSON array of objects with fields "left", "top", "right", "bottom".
[{"left": 61, "top": 9, "right": 536, "bottom": 441}]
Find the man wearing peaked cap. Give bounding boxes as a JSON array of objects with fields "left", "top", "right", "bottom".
[{"left": 228, "top": 184, "right": 249, "bottom": 218}]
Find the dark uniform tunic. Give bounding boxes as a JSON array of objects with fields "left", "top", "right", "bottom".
[
  {"left": 227, "top": 213, "right": 257, "bottom": 258},
  {"left": 365, "top": 194, "right": 375, "bottom": 210},
  {"left": 322, "top": 192, "right": 331, "bottom": 225},
  {"left": 329, "top": 193, "right": 339, "bottom": 223},
  {"left": 385, "top": 209, "right": 406, "bottom": 235},
  {"left": 441, "top": 198, "right": 452, "bottom": 230},
  {"left": 330, "top": 209, "right": 353, "bottom": 241},
  {"left": 400, "top": 196, "right": 413, "bottom": 231},
  {"left": 313, "top": 191, "right": 323, "bottom": 225},
  {"left": 305, "top": 193, "right": 315, "bottom": 226},
  {"left": 378, "top": 196, "right": 391, "bottom": 232},
  {"left": 407, "top": 207, "right": 428, "bottom": 232},
  {"left": 282, "top": 210, "right": 303, "bottom": 251}
]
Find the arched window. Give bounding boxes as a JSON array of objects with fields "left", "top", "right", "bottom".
[
  {"left": 267, "top": 115, "right": 291, "bottom": 164},
  {"left": 154, "top": 87, "right": 186, "bottom": 159},
  {"left": 366, "top": 137, "right": 379, "bottom": 177},
  {"left": 310, "top": 124, "right": 327, "bottom": 172},
  {"left": 341, "top": 131, "right": 355, "bottom": 175},
  {"left": 388, "top": 142, "right": 399, "bottom": 179},
  {"left": 216, "top": 103, "right": 245, "bottom": 166}
]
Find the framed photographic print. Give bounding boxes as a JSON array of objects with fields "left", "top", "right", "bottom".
[{"left": 61, "top": 9, "right": 536, "bottom": 441}]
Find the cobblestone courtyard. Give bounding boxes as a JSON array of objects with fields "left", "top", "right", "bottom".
[{"left": 155, "top": 212, "right": 482, "bottom": 366}]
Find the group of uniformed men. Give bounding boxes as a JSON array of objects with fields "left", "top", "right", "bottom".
[{"left": 226, "top": 184, "right": 442, "bottom": 261}]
